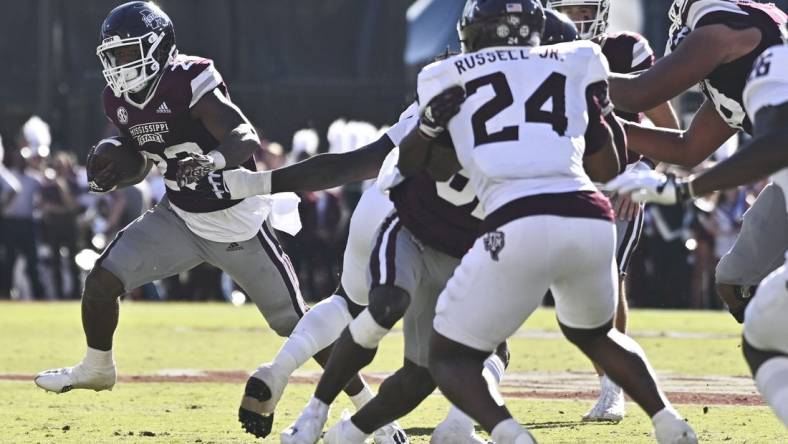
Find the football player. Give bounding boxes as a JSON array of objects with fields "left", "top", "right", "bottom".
[
  {"left": 31, "top": 2, "right": 378, "bottom": 433},
  {"left": 606, "top": 42, "right": 788, "bottom": 427},
  {"left": 419, "top": 1, "right": 696, "bottom": 443},
  {"left": 547, "top": 0, "right": 682, "bottom": 422},
  {"left": 607, "top": 0, "right": 787, "bottom": 322}
]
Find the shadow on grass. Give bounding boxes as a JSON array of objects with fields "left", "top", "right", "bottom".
[{"left": 405, "top": 420, "right": 615, "bottom": 437}]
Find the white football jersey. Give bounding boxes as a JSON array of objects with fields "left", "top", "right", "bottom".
[
  {"left": 743, "top": 43, "right": 788, "bottom": 217},
  {"left": 417, "top": 41, "right": 610, "bottom": 214}
]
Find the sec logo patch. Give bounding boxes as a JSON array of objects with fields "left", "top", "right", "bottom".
[{"left": 117, "top": 106, "right": 129, "bottom": 125}]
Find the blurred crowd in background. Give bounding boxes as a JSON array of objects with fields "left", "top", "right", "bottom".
[{"left": 0, "top": 113, "right": 766, "bottom": 310}]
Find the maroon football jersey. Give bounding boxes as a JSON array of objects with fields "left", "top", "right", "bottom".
[
  {"left": 690, "top": 1, "right": 786, "bottom": 134},
  {"left": 102, "top": 54, "right": 255, "bottom": 213},
  {"left": 390, "top": 170, "right": 482, "bottom": 259}
]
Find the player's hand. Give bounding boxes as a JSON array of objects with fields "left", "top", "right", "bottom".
[
  {"left": 611, "top": 193, "right": 642, "bottom": 221},
  {"left": 605, "top": 170, "right": 692, "bottom": 205},
  {"left": 176, "top": 152, "right": 218, "bottom": 188},
  {"left": 86, "top": 145, "right": 119, "bottom": 194},
  {"left": 419, "top": 85, "right": 466, "bottom": 139}
]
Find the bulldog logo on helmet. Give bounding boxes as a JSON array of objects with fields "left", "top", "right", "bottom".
[{"left": 140, "top": 8, "right": 167, "bottom": 30}]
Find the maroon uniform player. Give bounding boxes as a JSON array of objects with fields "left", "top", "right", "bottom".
[
  {"left": 34, "top": 4, "right": 375, "bottom": 427},
  {"left": 548, "top": 0, "right": 682, "bottom": 422}
]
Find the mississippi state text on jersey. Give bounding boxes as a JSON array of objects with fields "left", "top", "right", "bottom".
[
  {"left": 669, "top": 0, "right": 787, "bottom": 133},
  {"left": 103, "top": 53, "right": 256, "bottom": 213}
]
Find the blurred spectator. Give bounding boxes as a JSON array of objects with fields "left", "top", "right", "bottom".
[
  {"left": 0, "top": 136, "right": 21, "bottom": 299},
  {"left": 0, "top": 149, "right": 45, "bottom": 299},
  {"left": 39, "top": 152, "right": 83, "bottom": 299}
]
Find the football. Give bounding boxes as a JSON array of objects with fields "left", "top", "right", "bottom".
[{"left": 87, "top": 136, "right": 147, "bottom": 187}]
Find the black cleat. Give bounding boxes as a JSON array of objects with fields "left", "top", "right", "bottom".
[{"left": 238, "top": 375, "right": 274, "bottom": 438}]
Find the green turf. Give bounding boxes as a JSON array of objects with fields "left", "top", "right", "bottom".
[{"left": 0, "top": 302, "right": 784, "bottom": 443}]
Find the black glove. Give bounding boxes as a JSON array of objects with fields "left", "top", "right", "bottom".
[
  {"left": 419, "top": 85, "right": 466, "bottom": 139},
  {"left": 195, "top": 171, "right": 232, "bottom": 200},
  {"left": 176, "top": 152, "right": 217, "bottom": 188}
]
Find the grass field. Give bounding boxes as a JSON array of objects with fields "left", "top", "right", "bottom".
[{"left": 0, "top": 301, "right": 785, "bottom": 443}]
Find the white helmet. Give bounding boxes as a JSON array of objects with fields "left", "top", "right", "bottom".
[{"left": 546, "top": 0, "right": 611, "bottom": 39}]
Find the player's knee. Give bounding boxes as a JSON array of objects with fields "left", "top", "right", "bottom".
[
  {"left": 560, "top": 320, "right": 613, "bottom": 349},
  {"left": 83, "top": 266, "right": 124, "bottom": 302},
  {"left": 716, "top": 283, "right": 752, "bottom": 324},
  {"left": 367, "top": 285, "right": 411, "bottom": 329},
  {"left": 399, "top": 360, "right": 436, "bottom": 398},
  {"left": 742, "top": 337, "right": 780, "bottom": 376},
  {"left": 336, "top": 285, "right": 366, "bottom": 318},
  {"left": 267, "top": 312, "right": 299, "bottom": 337}
]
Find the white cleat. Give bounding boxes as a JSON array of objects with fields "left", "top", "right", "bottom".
[
  {"left": 582, "top": 376, "right": 626, "bottom": 422},
  {"left": 323, "top": 411, "right": 368, "bottom": 444},
  {"left": 280, "top": 401, "right": 328, "bottom": 444},
  {"left": 431, "top": 418, "right": 488, "bottom": 444},
  {"left": 374, "top": 420, "right": 410, "bottom": 444},
  {"left": 34, "top": 364, "right": 116, "bottom": 393},
  {"left": 238, "top": 363, "right": 288, "bottom": 438},
  {"left": 654, "top": 418, "right": 698, "bottom": 444}
]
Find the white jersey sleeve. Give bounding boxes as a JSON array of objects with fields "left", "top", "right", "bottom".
[
  {"left": 385, "top": 101, "right": 419, "bottom": 146},
  {"left": 416, "top": 58, "right": 463, "bottom": 116},
  {"left": 744, "top": 45, "right": 788, "bottom": 120},
  {"left": 580, "top": 42, "right": 611, "bottom": 87},
  {"left": 685, "top": 0, "right": 747, "bottom": 30}
]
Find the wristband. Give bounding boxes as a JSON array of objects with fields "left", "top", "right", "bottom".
[{"left": 208, "top": 150, "right": 227, "bottom": 170}]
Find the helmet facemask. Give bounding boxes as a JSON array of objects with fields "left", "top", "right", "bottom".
[
  {"left": 546, "top": 0, "right": 610, "bottom": 39},
  {"left": 97, "top": 31, "right": 174, "bottom": 101}
]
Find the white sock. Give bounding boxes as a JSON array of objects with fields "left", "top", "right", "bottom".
[
  {"left": 348, "top": 309, "right": 390, "bottom": 349},
  {"left": 271, "top": 295, "right": 352, "bottom": 377},
  {"left": 345, "top": 417, "right": 371, "bottom": 442},
  {"left": 491, "top": 418, "right": 527, "bottom": 443},
  {"left": 483, "top": 353, "right": 506, "bottom": 406},
  {"left": 601, "top": 374, "right": 622, "bottom": 394},
  {"left": 82, "top": 347, "right": 114, "bottom": 369},
  {"left": 349, "top": 382, "right": 375, "bottom": 410},
  {"left": 755, "top": 356, "right": 788, "bottom": 426},
  {"left": 651, "top": 406, "right": 682, "bottom": 427},
  {"left": 444, "top": 405, "right": 475, "bottom": 431},
  {"left": 305, "top": 396, "right": 329, "bottom": 418}
]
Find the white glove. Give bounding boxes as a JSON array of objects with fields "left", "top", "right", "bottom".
[{"left": 605, "top": 170, "right": 693, "bottom": 205}]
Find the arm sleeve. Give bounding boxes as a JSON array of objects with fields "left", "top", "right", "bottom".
[
  {"left": 384, "top": 102, "right": 419, "bottom": 146},
  {"left": 416, "top": 58, "right": 462, "bottom": 115},
  {"left": 744, "top": 46, "right": 788, "bottom": 122}
]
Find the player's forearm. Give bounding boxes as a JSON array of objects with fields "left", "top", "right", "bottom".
[
  {"left": 690, "top": 130, "right": 788, "bottom": 196},
  {"left": 271, "top": 146, "right": 389, "bottom": 194},
  {"left": 609, "top": 73, "right": 668, "bottom": 113},
  {"left": 398, "top": 128, "right": 431, "bottom": 177},
  {"left": 644, "top": 101, "right": 681, "bottom": 130},
  {"left": 213, "top": 123, "right": 260, "bottom": 168},
  {"left": 623, "top": 123, "right": 708, "bottom": 167}
]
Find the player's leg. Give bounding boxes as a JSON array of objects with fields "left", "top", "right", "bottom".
[
  {"left": 35, "top": 200, "right": 203, "bottom": 393},
  {"left": 742, "top": 262, "right": 788, "bottom": 426},
  {"left": 430, "top": 218, "right": 554, "bottom": 443},
  {"left": 552, "top": 218, "right": 696, "bottom": 443},
  {"left": 585, "top": 208, "right": 644, "bottom": 422},
  {"left": 237, "top": 188, "right": 384, "bottom": 425},
  {"left": 283, "top": 214, "right": 421, "bottom": 444},
  {"left": 715, "top": 183, "right": 788, "bottom": 322}
]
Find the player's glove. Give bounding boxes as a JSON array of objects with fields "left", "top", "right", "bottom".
[
  {"left": 176, "top": 151, "right": 226, "bottom": 188},
  {"left": 419, "top": 85, "right": 466, "bottom": 139},
  {"left": 86, "top": 144, "right": 119, "bottom": 194},
  {"left": 605, "top": 170, "right": 694, "bottom": 205}
]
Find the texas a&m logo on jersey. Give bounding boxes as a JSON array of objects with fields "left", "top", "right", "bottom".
[
  {"left": 484, "top": 231, "right": 505, "bottom": 261},
  {"left": 129, "top": 122, "right": 170, "bottom": 145}
]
